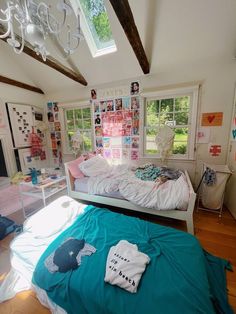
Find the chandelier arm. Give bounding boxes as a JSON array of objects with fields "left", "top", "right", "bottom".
[
  {"left": 23, "top": 0, "right": 31, "bottom": 23},
  {"left": 37, "top": 2, "right": 66, "bottom": 34},
  {"left": 13, "top": 25, "right": 25, "bottom": 54}
]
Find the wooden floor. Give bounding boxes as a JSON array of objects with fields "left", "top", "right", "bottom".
[{"left": 0, "top": 207, "right": 236, "bottom": 313}]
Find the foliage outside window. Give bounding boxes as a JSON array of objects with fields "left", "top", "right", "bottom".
[
  {"left": 65, "top": 107, "right": 92, "bottom": 153},
  {"left": 144, "top": 87, "right": 198, "bottom": 159},
  {"left": 76, "top": 0, "right": 116, "bottom": 56}
]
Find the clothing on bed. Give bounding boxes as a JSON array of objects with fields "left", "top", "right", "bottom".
[
  {"left": 32, "top": 205, "right": 232, "bottom": 314},
  {"left": 44, "top": 238, "right": 96, "bottom": 273},
  {"left": 135, "top": 164, "right": 182, "bottom": 181},
  {"left": 104, "top": 240, "right": 150, "bottom": 293}
]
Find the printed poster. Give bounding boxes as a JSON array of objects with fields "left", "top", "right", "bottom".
[{"left": 201, "top": 112, "right": 223, "bottom": 126}]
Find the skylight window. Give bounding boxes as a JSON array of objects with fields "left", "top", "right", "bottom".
[{"left": 71, "top": 0, "right": 117, "bottom": 57}]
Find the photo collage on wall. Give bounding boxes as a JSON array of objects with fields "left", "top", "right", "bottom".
[
  {"left": 92, "top": 82, "right": 140, "bottom": 161},
  {"left": 47, "top": 102, "right": 62, "bottom": 166}
]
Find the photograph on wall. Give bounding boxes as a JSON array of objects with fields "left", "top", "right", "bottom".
[
  {"left": 94, "top": 102, "right": 100, "bottom": 113},
  {"left": 103, "top": 137, "right": 111, "bottom": 148},
  {"left": 91, "top": 89, "right": 97, "bottom": 100},
  {"left": 96, "top": 148, "right": 103, "bottom": 155},
  {"left": 122, "top": 149, "right": 130, "bottom": 159},
  {"left": 122, "top": 97, "right": 130, "bottom": 110},
  {"left": 122, "top": 136, "right": 131, "bottom": 146},
  {"left": 40, "top": 150, "right": 46, "bottom": 161},
  {"left": 111, "top": 137, "right": 122, "bottom": 148},
  {"left": 95, "top": 126, "right": 103, "bottom": 136},
  {"left": 106, "top": 100, "right": 114, "bottom": 111},
  {"left": 47, "top": 111, "right": 54, "bottom": 122},
  {"left": 131, "top": 97, "right": 140, "bottom": 110},
  {"left": 112, "top": 148, "right": 121, "bottom": 159},
  {"left": 53, "top": 103, "right": 59, "bottom": 112},
  {"left": 100, "top": 101, "right": 107, "bottom": 112},
  {"left": 131, "top": 150, "right": 139, "bottom": 160},
  {"left": 47, "top": 102, "right": 53, "bottom": 112},
  {"left": 94, "top": 114, "right": 101, "bottom": 125},
  {"left": 49, "top": 123, "right": 55, "bottom": 131},
  {"left": 55, "top": 132, "right": 61, "bottom": 140},
  {"left": 103, "top": 149, "right": 112, "bottom": 159},
  {"left": 115, "top": 98, "right": 123, "bottom": 111},
  {"left": 96, "top": 137, "right": 103, "bottom": 148},
  {"left": 130, "top": 81, "right": 139, "bottom": 95},
  {"left": 201, "top": 112, "right": 223, "bottom": 126},
  {"left": 54, "top": 112, "right": 59, "bottom": 121},
  {"left": 54, "top": 122, "right": 61, "bottom": 131},
  {"left": 131, "top": 136, "right": 139, "bottom": 149}
]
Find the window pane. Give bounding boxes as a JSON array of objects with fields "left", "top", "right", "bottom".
[
  {"left": 75, "top": 119, "right": 83, "bottom": 129},
  {"left": 159, "top": 113, "right": 174, "bottom": 125},
  {"left": 172, "top": 142, "right": 187, "bottom": 155},
  {"left": 83, "top": 131, "right": 92, "bottom": 151},
  {"left": 145, "top": 128, "right": 158, "bottom": 154},
  {"left": 67, "top": 131, "right": 74, "bottom": 149},
  {"left": 75, "top": 109, "right": 82, "bottom": 119},
  {"left": 67, "top": 120, "right": 74, "bottom": 131},
  {"left": 160, "top": 99, "right": 174, "bottom": 112},
  {"left": 83, "top": 119, "right": 92, "bottom": 129},
  {"left": 172, "top": 128, "right": 188, "bottom": 155},
  {"left": 175, "top": 96, "right": 190, "bottom": 111},
  {"left": 66, "top": 110, "right": 74, "bottom": 120},
  {"left": 146, "top": 100, "right": 159, "bottom": 127},
  {"left": 175, "top": 112, "right": 189, "bottom": 125},
  {"left": 82, "top": 107, "right": 91, "bottom": 119}
]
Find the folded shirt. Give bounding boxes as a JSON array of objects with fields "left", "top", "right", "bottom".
[{"left": 104, "top": 240, "right": 150, "bottom": 293}]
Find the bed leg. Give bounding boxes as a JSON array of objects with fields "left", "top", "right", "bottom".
[{"left": 186, "top": 217, "right": 194, "bottom": 235}]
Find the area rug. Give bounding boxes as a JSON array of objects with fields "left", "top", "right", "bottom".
[
  {"left": 0, "top": 183, "right": 67, "bottom": 217},
  {"left": 0, "top": 184, "right": 39, "bottom": 216}
]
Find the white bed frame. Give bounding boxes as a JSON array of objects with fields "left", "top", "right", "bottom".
[{"left": 64, "top": 162, "right": 196, "bottom": 234}]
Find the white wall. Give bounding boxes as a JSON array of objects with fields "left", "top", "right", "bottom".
[
  {"left": 46, "top": 57, "right": 236, "bottom": 213},
  {"left": 0, "top": 86, "right": 45, "bottom": 176}
]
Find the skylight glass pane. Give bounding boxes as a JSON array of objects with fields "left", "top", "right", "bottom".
[{"left": 78, "top": 0, "right": 116, "bottom": 54}]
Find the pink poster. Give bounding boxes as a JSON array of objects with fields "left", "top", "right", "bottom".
[
  {"left": 131, "top": 150, "right": 139, "bottom": 160},
  {"left": 112, "top": 148, "right": 121, "bottom": 159}
]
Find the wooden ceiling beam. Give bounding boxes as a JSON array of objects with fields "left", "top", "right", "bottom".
[
  {"left": 0, "top": 28, "right": 88, "bottom": 86},
  {"left": 0, "top": 75, "right": 44, "bottom": 94},
  {"left": 109, "top": 0, "right": 150, "bottom": 74}
]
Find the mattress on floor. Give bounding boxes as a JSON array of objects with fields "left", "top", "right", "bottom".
[{"left": 74, "top": 177, "right": 125, "bottom": 200}]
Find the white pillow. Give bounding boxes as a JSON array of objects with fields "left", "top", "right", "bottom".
[
  {"left": 79, "top": 155, "right": 110, "bottom": 177},
  {"left": 23, "top": 196, "right": 86, "bottom": 238}
]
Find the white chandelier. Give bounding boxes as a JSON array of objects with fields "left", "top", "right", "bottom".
[{"left": 0, "top": 0, "right": 83, "bottom": 61}]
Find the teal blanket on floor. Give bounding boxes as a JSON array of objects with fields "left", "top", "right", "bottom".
[{"left": 32, "top": 205, "right": 233, "bottom": 314}]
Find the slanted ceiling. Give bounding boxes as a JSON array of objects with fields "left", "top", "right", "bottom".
[{"left": 0, "top": 0, "right": 236, "bottom": 95}]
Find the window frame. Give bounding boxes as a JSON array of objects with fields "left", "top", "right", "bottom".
[
  {"left": 70, "top": 0, "right": 117, "bottom": 58},
  {"left": 142, "top": 85, "right": 199, "bottom": 160},
  {"left": 59, "top": 101, "right": 93, "bottom": 155}
]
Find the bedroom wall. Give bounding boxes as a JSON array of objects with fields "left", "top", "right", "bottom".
[{"left": 46, "top": 57, "right": 236, "bottom": 185}]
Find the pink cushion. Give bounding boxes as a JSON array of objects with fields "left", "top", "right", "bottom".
[{"left": 67, "top": 156, "right": 86, "bottom": 179}]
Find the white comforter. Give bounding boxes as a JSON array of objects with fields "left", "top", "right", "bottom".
[
  {"left": 0, "top": 196, "right": 86, "bottom": 314},
  {"left": 81, "top": 159, "right": 189, "bottom": 210}
]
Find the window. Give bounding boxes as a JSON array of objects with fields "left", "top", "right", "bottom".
[
  {"left": 64, "top": 106, "right": 93, "bottom": 153},
  {"left": 143, "top": 86, "right": 199, "bottom": 160},
  {"left": 71, "top": 0, "right": 117, "bottom": 57}
]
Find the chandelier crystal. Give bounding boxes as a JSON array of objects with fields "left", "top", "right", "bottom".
[{"left": 0, "top": 0, "right": 83, "bottom": 61}]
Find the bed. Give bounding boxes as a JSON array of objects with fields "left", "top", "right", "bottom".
[
  {"left": 64, "top": 158, "right": 196, "bottom": 234},
  {"left": 0, "top": 196, "right": 232, "bottom": 314}
]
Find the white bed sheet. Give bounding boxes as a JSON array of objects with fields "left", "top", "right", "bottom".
[{"left": 74, "top": 177, "right": 125, "bottom": 199}]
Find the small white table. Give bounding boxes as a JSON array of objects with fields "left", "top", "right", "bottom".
[{"left": 19, "top": 176, "right": 67, "bottom": 218}]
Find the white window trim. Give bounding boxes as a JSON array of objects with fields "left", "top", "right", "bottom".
[
  {"left": 59, "top": 101, "right": 93, "bottom": 155},
  {"left": 141, "top": 85, "right": 199, "bottom": 160}
]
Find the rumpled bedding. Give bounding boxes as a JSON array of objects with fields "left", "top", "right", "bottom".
[{"left": 79, "top": 157, "right": 189, "bottom": 210}]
